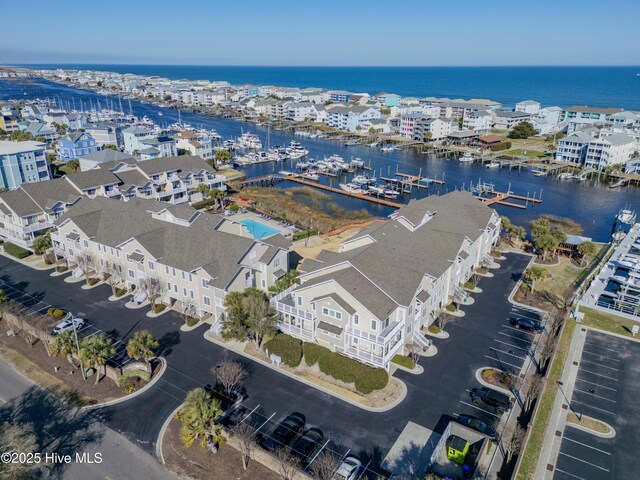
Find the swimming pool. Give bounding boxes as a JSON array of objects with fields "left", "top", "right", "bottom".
[{"left": 238, "top": 219, "right": 280, "bottom": 239}]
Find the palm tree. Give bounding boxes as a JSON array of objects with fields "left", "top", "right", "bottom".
[
  {"left": 268, "top": 270, "right": 300, "bottom": 295},
  {"left": 50, "top": 331, "right": 78, "bottom": 365},
  {"left": 524, "top": 266, "right": 547, "bottom": 294},
  {"left": 66, "top": 159, "right": 80, "bottom": 172},
  {"left": 126, "top": 330, "right": 159, "bottom": 371},
  {"left": 176, "top": 387, "right": 225, "bottom": 451},
  {"left": 209, "top": 189, "right": 225, "bottom": 210},
  {"left": 578, "top": 241, "right": 598, "bottom": 266},
  {"left": 195, "top": 183, "right": 210, "bottom": 199},
  {"left": 79, "top": 333, "right": 116, "bottom": 385}
]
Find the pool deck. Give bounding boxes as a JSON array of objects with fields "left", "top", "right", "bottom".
[{"left": 229, "top": 211, "right": 295, "bottom": 239}]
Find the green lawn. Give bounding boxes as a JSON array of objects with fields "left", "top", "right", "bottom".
[
  {"left": 579, "top": 306, "right": 639, "bottom": 338},
  {"left": 516, "top": 318, "right": 576, "bottom": 480},
  {"left": 502, "top": 149, "right": 550, "bottom": 158}
]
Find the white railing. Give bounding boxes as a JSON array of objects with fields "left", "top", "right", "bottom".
[
  {"left": 278, "top": 321, "right": 315, "bottom": 340},
  {"left": 343, "top": 346, "right": 385, "bottom": 368},
  {"left": 346, "top": 326, "right": 385, "bottom": 346},
  {"left": 105, "top": 188, "right": 121, "bottom": 197},
  {"left": 50, "top": 232, "right": 62, "bottom": 243},
  {"left": 53, "top": 246, "right": 66, "bottom": 256},
  {"left": 273, "top": 302, "right": 315, "bottom": 321}
]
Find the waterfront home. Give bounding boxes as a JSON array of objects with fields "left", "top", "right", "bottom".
[
  {"left": 1, "top": 114, "right": 20, "bottom": 133},
  {"left": 561, "top": 106, "right": 624, "bottom": 124},
  {"left": 400, "top": 113, "right": 425, "bottom": 138},
  {"left": 555, "top": 131, "right": 593, "bottom": 165},
  {"left": 272, "top": 191, "right": 500, "bottom": 370},
  {"left": 84, "top": 123, "right": 124, "bottom": 149},
  {"left": 606, "top": 111, "right": 639, "bottom": 130},
  {"left": 325, "top": 105, "right": 381, "bottom": 133},
  {"left": 0, "top": 155, "right": 226, "bottom": 250},
  {"left": 462, "top": 111, "right": 492, "bottom": 134},
  {"left": 21, "top": 105, "right": 45, "bottom": 119},
  {"left": 123, "top": 125, "right": 154, "bottom": 154},
  {"left": 447, "top": 131, "right": 480, "bottom": 146},
  {"left": 328, "top": 90, "right": 354, "bottom": 103},
  {"left": 375, "top": 92, "right": 400, "bottom": 108},
  {"left": 57, "top": 132, "right": 97, "bottom": 161},
  {"left": 23, "top": 121, "right": 57, "bottom": 142},
  {"left": 286, "top": 102, "right": 316, "bottom": 122},
  {"left": 492, "top": 111, "right": 530, "bottom": 130},
  {"left": 50, "top": 196, "right": 290, "bottom": 325},
  {"left": 0, "top": 140, "right": 50, "bottom": 190},
  {"left": 138, "top": 136, "right": 177, "bottom": 159},
  {"left": 413, "top": 117, "right": 452, "bottom": 141},
  {"left": 584, "top": 133, "right": 637, "bottom": 170},
  {"left": 515, "top": 100, "right": 541, "bottom": 115},
  {"left": 78, "top": 149, "right": 134, "bottom": 172},
  {"left": 174, "top": 131, "right": 215, "bottom": 162},
  {"left": 473, "top": 135, "right": 504, "bottom": 150},
  {"left": 61, "top": 113, "right": 87, "bottom": 130}
]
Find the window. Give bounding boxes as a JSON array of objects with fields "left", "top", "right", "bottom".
[
  {"left": 353, "top": 314, "right": 360, "bottom": 325},
  {"left": 173, "top": 284, "right": 178, "bottom": 293},
  {"left": 172, "top": 268, "right": 176, "bottom": 277},
  {"left": 188, "top": 273, "right": 192, "bottom": 282},
  {"left": 181, "top": 272, "right": 185, "bottom": 280},
  {"left": 148, "top": 261, "right": 154, "bottom": 270},
  {"left": 201, "top": 278, "right": 209, "bottom": 289},
  {"left": 83, "top": 240, "right": 88, "bottom": 248},
  {"left": 128, "top": 269, "right": 135, "bottom": 279},
  {"left": 371, "top": 319, "right": 377, "bottom": 331},
  {"left": 322, "top": 307, "right": 342, "bottom": 320},
  {"left": 183, "top": 287, "right": 187, "bottom": 297},
  {"left": 353, "top": 337, "right": 359, "bottom": 345},
  {"left": 274, "top": 257, "right": 280, "bottom": 268},
  {"left": 165, "top": 266, "right": 170, "bottom": 274},
  {"left": 297, "top": 296, "right": 302, "bottom": 306},
  {"left": 167, "top": 281, "right": 171, "bottom": 290},
  {"left": 203, "top": 296, "right": 211, "bottom": 306},
  {"left": 262, "top": 279, "right": 266, "bottom": 288},
  {"left": 190, "top": 290, "right": 194, "bottom": 299}
]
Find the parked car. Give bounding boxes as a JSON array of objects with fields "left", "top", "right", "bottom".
[
  {"left": 470, "top": 387, "right": 512, "bottom": 414},
  {"left": 290, "top": 427, "right": 323, "bottom": 463},
  {"left": 509, "top": 316, "right": 543, "bottom": 332},
  {"left": 333, "top": 455, "right": 362, "bottom": 480},
  {"left": 51, "top": 317, "right": 85, "bottom": 336},
  {"left": 456, "top": 414, "right": 496, "bottom": 439},
  {"left": 260, "top": 412, "right": 306, "bottom": 451}
]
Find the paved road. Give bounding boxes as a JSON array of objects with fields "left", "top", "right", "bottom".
[
  {"left": 554, "top": 330, "right": 640, "bottom": 480},
  {"left": 0, "top": 358, "right": 177, "bottom": 480},
  {"left": 0, "top": 252, "right": 536, "bottom": 471}
]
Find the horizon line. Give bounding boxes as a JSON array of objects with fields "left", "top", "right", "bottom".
[{"left": 6, "top": 63, "right": 640, "bottom": 68}]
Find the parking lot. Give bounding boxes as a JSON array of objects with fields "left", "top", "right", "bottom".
[
  {"left": 554, "top": 330, "right": 640, "bottom": 480},
  {"left": 0, "top": 278, "right": 133, "bottom": 369}
]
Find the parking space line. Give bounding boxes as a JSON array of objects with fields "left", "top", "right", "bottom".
[
  {"left": 573, "top": 388, "right": 617, "bottom": 403},
  {"left": 554, "top": 468, "right": 585, "bottom": 480},
  {"left": 489, "top": 346, "right": 526, "bottom": 360},
  {"left": 581, "top": 349, "right": 621, "bottom": 362},
  {"left": 571, "top": 401, "right": 616, "bottom": 416},
  {"left": 484, "top": 355, "right": 522, "bottom": 370},
  {"left": 579, "top": 358, "right": 619, "bottom": 371},
  {"left": 578, "top": 367, "right": 619, "bottom": 381},
  {"left": 493, "top": 339, "right": 531, "bottom": 352},
  {"left": 458, "top": 400, "right": 502, "bottom": 419},
  {"left": 576, "top": 378, "right": 617, "bottom": 392},
  {"left": 558, "top": 452, "right": 609, "bottom": 472},
  {"left": 563, "top": 436, "right": 611, "bottom": 455},
  {"left": 582, "top": 341, "right": 620, "bottom": 354},
  {"left": 502, "top": 325, "right": 537, "bottom": 337},
  {"left": 498, "top": 331, "right": 531, "bottom": 343}
]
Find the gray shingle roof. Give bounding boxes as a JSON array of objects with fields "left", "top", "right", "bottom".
[
  {"left": 66, "top": 169, "right": 121, "bottom": 190},
  {"left": 136, "top": 155, "right": 215, "bottom": 176},
  {"left": 79, "top": 150, "right": 134, "bottom": 163}
]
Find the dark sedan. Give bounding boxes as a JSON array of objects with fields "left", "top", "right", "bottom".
[
  {"left": 509, "top": 316, "right": 544, "bottom": 332},
  {"left": 290, "top": 427, "right": 324, "bottom": 464},
  {"left": 260, "top": 412, "right": 306, "bottom": 451},
  {"left": 456, "top": 414, "right": 496, "bottom": 439}
]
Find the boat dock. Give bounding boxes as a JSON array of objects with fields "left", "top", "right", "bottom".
[
  {"left": 239, "top": 175, "right": 283, "bottom": 187},
  {"left": 284, "top": 176, "right": 401, "bottom": 208},
  {"left": 477, "top": 191, "right": 542, "bottom": 209},
  {"left": 609, "top": 172, "right": 640, "bottom": 189}
]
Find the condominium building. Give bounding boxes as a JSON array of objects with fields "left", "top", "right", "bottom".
[
  {"left": 174, "top": 131, "right": 215, "bottom": 162},
  {"left": 0, "top": 155, "right": 226, "bottom": 250},
  {"left": 555, "top": 131, "right": 593, "bottom": 165},
  {"left": 413, "top": 117, "right": 452, "bottom": 141},
  {"left": 584, "top": 133, "right": 637, "bottom": 170},
  {"left": 492, "top": 111, "right": 530, "bottom": 130},
  {"left": 561, "top": 106, "right": 623, "bottom": 124},
  {"left": 0, "top": 140, "right": 51, "bottom": 189},
  {"left": 51, "top": 197, "right": 290, "bottom": 324},
  {"left": 462, "top": 111, "right": 492, "bottom": 134},
  {"left": 272, "top": 191, "right": 500, "bottom": 370}
]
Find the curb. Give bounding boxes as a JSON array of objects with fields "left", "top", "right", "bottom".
[
  {"left": 82, "top": 357, "right": 167, "bottom": 411},
  {"left": 126, "top": 299, "right": 149, "bottom": 310},
  {"left": 475, "top": 367, "right": 513, "bottom": 397},
  {"left": 63, "top": 275, "right": 85, "bottom": 284},
  {"left": 146, "top": 307, "right": 170, "bottom": 318},
  {"left": 203, "top": 331, "right": 407, "bottom": 413},
  {"left": 392, "top": 363, "right": 424, "bottom": 375},
  {"left": 156, "top": 402, "right": 184, "bottom": 464},
  {"left": 565, "top": 416, "right": 616, "bottom": 439},
  {"left": 507, "top": 253, "right": 548, "bottom": 315},
  {"left": 80, "top": 280, "right": 104, "bottom": 290},
  {"left": 179, "top": 321, "right": 203, "bottom": 332},
  {"left": 0, "top": 252, "right": 55, "bottom": 271}
]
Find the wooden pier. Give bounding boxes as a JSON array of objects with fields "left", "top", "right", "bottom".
[
  {"left": 239, "top": 175, "right": 282, "bottom": 187},
  {"left": 284, "top": 176, "right": 401, "bottom": 208},
  {"left": 477, "top": 191, "right": 542, "bottom": 209}
]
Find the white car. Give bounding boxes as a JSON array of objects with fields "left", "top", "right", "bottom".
[
  {"left": 52, "top": 317, "right": 85, "bottom": 336},
  {"left": 333, "top": 455, "right": 362, "bottom": 480}
]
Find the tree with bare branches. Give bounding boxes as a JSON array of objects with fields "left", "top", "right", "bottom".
[
  {"left": 74, "top": 252, "right": 96, "bottom": 286},
  {"left": 437, "top": 313, "right": 454, "bottom": 332},
  {"left": 140, "top": 276, "right": 166, "bottom": 312},
  {"left": 213, "top": 361, "right": 246, "bottom": 398},
  {"left": 100, "top": 261, "right": 125, "bottom": 297},
  {"left": 274, "top": 447, "right": 300, "bottom": 480},
  {"left": 504, "top": 423, "right": 526, "bottom": 463},
  {"left": 310, "top": 450, "right": 342, "bottom": 480},
  {"left": 523, "top": 373, "right": 544, "bottom": 414},
  {"left": 178, "top": 301, "right": 197, "bottom": 325},
  {"left": 232, "top": 423, "right": 257, "bottom": 471}
]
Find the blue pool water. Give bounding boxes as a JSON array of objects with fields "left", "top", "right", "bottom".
[{"left": 238, "top": 219, "right": 279, "bottom": 239}]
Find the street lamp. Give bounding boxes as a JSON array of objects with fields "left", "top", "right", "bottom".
[{"left": 557, "top": 380, "right": 581, "bottom": 420}]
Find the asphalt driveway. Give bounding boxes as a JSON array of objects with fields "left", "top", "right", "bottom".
[{"left": 0, "top": 252, "right": 534, "bottom": 468}]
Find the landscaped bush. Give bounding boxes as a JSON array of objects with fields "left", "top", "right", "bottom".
[
  {"left": 317, "top": 350, "right": 389, "bottom": 394},
  {"left": 47, "top": 307, "right": 66, "bottom": 317},
  {"left": 186, "top": 317, "right": 199, "bottom": 327},
  {"left": 152, "top": 303, "right": 166, "bottom": 314},
  {"left": 293, "top": 228, "right": 320, "bottom": 242},
  {"left": 477, "top": 267, "right": 488, "bottom": 274},
  {"left": 490, "top": 143, "right": 509, "bottom": 152},
  {"left": 303, "top": 342, "right": 330, "bottom": 366},
  {"left": 445, "top": 304, "right": 457, "bottom": 313},
  {"left": 427, "top": 325, "right": 441, "bottom": 334},
  {"left": 391, "top": 354, "right": 415, "bottom": 369},
  {"left": 3, "top": 242, "right": 31, "bottom": 259},
  {"left": 115, "top": 288, "right": 126, "bottom": 297},
  {"left": 87, "top": 277, "right": 99, "bottom": 286},
  {"left": 464, "top": 281, "right": 475, "bottom": 289},
  {"left": 191, "top": 197, "right": 218, "bottom": 210},
  {"left": 115, "top": 368, "right": 151, "bottom": 388},
  {"left": 264, "top": 333, "right": 302, "bottom": 367},
  {"left": 57, "top": 266, "right": 68, "bottom": 273}
]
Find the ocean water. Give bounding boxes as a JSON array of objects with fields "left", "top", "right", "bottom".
[{"left": 17, "top": 64, "right": 640, "bottom": 110}]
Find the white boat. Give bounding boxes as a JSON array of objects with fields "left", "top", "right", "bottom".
[
  {"left": 618, "top": 209, "right": 637, "bottom": 225},
  {"left": 352, "top": 174, "right": 377, "bottom": 185},
  {"left": 296, "top": 160, "right": 310, "bottom": 170},
  {"left": 302, "top": 171, "right": 319, "bottom": 181},
  {"left": 384, "top": 189, "right": 400, "bottom": 199},
  {"left": 558, "top": 172, "right": 573, "bottom": 180},
  {"left": 279, "top": 170, "right": 296, "bottom": 177},
  {"left": 158, "top": 111, "right": 164, "bottom": 116},
  {"left": 459, "top": 152, "right": 474, "bottom": 163},
  {"left": 339, "top": 183, "right": 364, "bottom": 194},
  {"left": 368, "top": 185, "right": 385, "bottom": 195},
  {"left": 350, "top": 158, "right": 365, "bottom": 168},
  {"left": 486, "top": 161, "right": 500, "bottom": 169},
  {"left": 238, "top": 132, "right": 263, "bottom": 150},
  {"left": 286, "top": 140, "right": 309, "bottom": 159},
  {"left": 381, "top": 145, "right": 397, "bottom": 152}
]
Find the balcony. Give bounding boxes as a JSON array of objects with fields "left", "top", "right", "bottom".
[
  {"left": 342, "top": 346, "right": 385, "bottom": 368},
  {"left": 105, "top": 188, "right": 121, "bottom": 197},
  {"left": 278, "top": 320, "right": 315, "bottom": 340},
  {"left": 272, "top": 288, "right": 315, "bottom": 321},
  {"left": 23, "top": 220, "right": 54, "bottom": 234}
]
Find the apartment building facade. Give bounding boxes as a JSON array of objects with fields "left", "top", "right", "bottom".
[
  {"left": 0, "top": 140, "right": 51, "bottom": 189},
  {"left": 51, "top": 197, "right": 290, "bottom": 324},
  {"left": 272, "top": 192, "right": 500, "bottom": 370}
]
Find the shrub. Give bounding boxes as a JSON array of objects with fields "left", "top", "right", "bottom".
[
  {"left": 87, "top": 277, "right": 99, "bottom": 286},
  {"left": 445, "top": 304, "right": 457, "bottom": 313},
  {"left": 264, "top": 333, "right": 302, "bottom": 367},
  {"left": 229, "top": 203, "right": 239, "bottom": 213},
  {"left": 115, "top": 288, "right": 126, "bottom": 297},
  {"left": 3, "top": 242, "right": 31, "bottom": 259},
  {"left": 303, "top": 342, "right": 330, "bottom": 366},
  {"left": 121, "top": 383, "right": 136, "bottom": 394},
  {"left": 428, "top": 325, "right": 441, "bottom": 334},
  {"left": 186, "top": 317, "right": 199, "bottom": 327},
  {"left": 191, "top": 197, "right": 218, "bottom": 210},
  {"left": 293, "top": 228, "right": 320, "bottom": 242},
  {"left": 317, "top": 350, "right": 388, "bottom": 394},
  {"left": 47, "top": 307, "right": 66, "bottom": 317},
  {"left": 464, "top": 281, "right": 475, "bottom": 289},
  {"left": 152, "top": 303, "right": 166, "bottom": 314},
  {"left": 116, "top": 368, "right": 151, "bottom": 388},
  {"left": 391, "top": 354, "right": 415, "bottom": 369},
  {"left": 57, "top": 266, "right": 68, "bottom": 273}
]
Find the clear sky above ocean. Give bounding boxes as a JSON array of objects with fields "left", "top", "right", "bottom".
[{"left": 1, "top": 0, "right": 639, "bottom": 66}]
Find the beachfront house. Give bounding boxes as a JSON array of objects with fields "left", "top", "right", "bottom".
[
  {"left": 561, "top": 106, "right": 624, "bottom": 124},
  {"left": 0, "top": 140, "right": 50, "bottom": 190},
  {"left": 492, "top": 111, "right": 530, "bottom": 131},
  {"left": 325, "top": 105, "right": 381, "bottom": 132},
  {"left": 123, "top": 126, "right": 154, "bottom": 154},
  {"left": 57, "top": 132, "right": 97, "bottom": 161},
  {"left": 414, "top": 117, "right": 452, "bottom": 141},
  {"left": 555, "top": 131, "right": 593, "bottom": 165},
  {"left": 462, "top": 111, "right": 492, "bottom": 134},
  {"left": 515, "top": 100, "right": 541, "bottom": 115},
  {"left": 584, "top": 133, "right": 637, "bottom": 170},
  {"left": 50, "top": 196, "right": 290, "bottom": 326},
  {"left": 272, "top": 191, "right": 500, "bottom": 371}
]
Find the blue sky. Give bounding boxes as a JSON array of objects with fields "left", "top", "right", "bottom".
[{"left": 2, "top": 0, "right": 639, "bottom": 66}]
